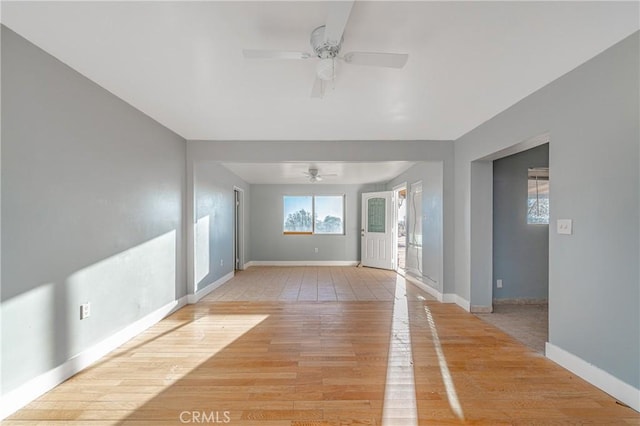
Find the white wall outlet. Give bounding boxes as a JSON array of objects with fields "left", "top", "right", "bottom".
[
  {"left": 557, "top": 219, "right": 573, "bottom": 235},
  {"left": 220, "top": 259, "right": 224, "bottom": 267},
  {"left": 80, "top": 303, "right": 91, "bottom": 320},
  {"left": 496, "top": 279, "right": 503, "bottom": 289},
  {"left": 314, "top": 248, "right": 319, "bottom": 253}
]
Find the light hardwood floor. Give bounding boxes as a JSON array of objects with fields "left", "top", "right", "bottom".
[{"left": 5, "top": 267, "right": 639, "bottom": 425}]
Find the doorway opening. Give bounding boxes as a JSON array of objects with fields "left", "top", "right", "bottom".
[
  {"left": 393, "top": 185, "right": 407, "bottom": 272},
  {"left": 475, "top": 142, "right": 549, "bottom": 353}
]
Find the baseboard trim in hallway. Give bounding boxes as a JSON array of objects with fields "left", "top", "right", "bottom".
[
  {"left": 403, "top": 272, "right": 471, "bottom": 312},
  {"left": 188, "top": 271, "right": 235, "bottom": 304},
  {"left": 245, "top": 260, "right": 360, "bottom": 267}
]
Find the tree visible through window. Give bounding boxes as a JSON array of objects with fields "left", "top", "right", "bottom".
[
  {"left": 527, "top": 168, "right": 549, "bottom": 224},
  {"left": 283, "top": 196, "right": 313, "bottom": 233},
  {"left": 314, "top": 195, "right": 344, "bottom": 234},
  {"left": 283, "top": 195, "right": 344, "bottom": 234}
]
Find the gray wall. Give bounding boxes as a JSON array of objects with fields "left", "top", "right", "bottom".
[
  {"left": 454, "top": 32, "right": 639, "bottom": 388},
  {"left": 387, "top": 162, "right": 449, "bottom": 293},
  {"left": 1, "top": 26, "right": 186, "bottom": 394},
  {"left": 250, "top": 184, "right": 375, "bottom": 262},
  {"left": 493, "top": 144, "right": 549, "bottom": 300},
  {"left": 193, "top": 161, "right": 250, "bottom": 292}
]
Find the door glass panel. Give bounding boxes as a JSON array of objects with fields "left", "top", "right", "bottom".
[{"left": 367, "top": 197, "right": 386, "bottom": 233}]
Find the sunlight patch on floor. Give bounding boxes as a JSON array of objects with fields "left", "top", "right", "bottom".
[
  {"left": 424, "top": 305, "right": 465, "bottom": 420},
  {"left": 99, "top": 313, "right": 269, "bottom": 420},
  {"left": 381, "top": 276, "right": 418, "bottom": 426}
]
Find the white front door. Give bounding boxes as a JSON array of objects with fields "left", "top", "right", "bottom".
[{"left": 361, "top": 191, "right": 394, "bottom": 270}]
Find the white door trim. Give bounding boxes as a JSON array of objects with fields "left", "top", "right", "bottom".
[{"left": 233, "top": 186, "right": 245, "bottom": 270}]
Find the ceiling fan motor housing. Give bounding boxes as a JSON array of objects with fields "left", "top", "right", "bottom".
[
  {"left": 310, "top": 25, "right": 342, "bottom": 58},
  {"left": 311, "top": 26, "right": 341, "bottom": 81}
]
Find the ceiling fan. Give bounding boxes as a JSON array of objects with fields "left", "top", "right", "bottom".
[
  {"left": 304, "top": 168, "right": 336, "bottom": 183},
  {"left": 243, "top": 1, "right": 409, "bottom": 98}
]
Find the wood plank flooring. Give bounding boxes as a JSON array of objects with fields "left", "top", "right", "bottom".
[{"left": 4, "top": 267, "right": 639, "bottom": 425}]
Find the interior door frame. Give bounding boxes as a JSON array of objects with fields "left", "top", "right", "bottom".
[
  {"left": 233, "top": 186, "right": 244, "bottom": 271},
  {"left": 393, "top": 182, "right": 407, "bottom": 272}
]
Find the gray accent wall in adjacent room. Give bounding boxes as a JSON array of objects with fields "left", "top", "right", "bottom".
[
  {"left": 454, "top": 31, "right": 639, "bottom": 390},
  {"left": 250, "top": 184, "right": 376, "bottom": 262},
  {"left": 1, "top": 26, "right": 186, "bottom": 394},
  {"left": 493, "top": 144, "right": 549, "bottom": 301}
]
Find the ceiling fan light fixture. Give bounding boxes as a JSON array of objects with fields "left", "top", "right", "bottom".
[
  {"left": 242, "top": 1, "right": 409, "bottom": 97},
  {"left": 316, "top": 58, "right": 335, "bottom": 81}
]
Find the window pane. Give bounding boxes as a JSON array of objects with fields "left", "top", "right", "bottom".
[
  {"left": 527, "top": 168, "right": 549, "bottom": 224},
  {"left": 283, "top": 196, "right": 313, "bottom": 232},
  {"left": 367, "top": 197, "right": 386, "bottom": 233},
  {"left": 315, "top": 195, "right": 344, "bottom": 234}
]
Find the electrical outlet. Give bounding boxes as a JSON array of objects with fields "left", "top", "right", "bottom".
[
  {"left": 496, "top": 279, "right": 503, "bottom": 289},
  {"left": 220, "top": 259, "right": 224, "bottom": 267},
  {"left": 557, "top": 219, "right": 573, "bottom": 235},
  {"left": 80, "top": 303, "right": 91, "bottom": 320},
  {"left": 314, "top": 248, "right": 319, "bottom": 253}
]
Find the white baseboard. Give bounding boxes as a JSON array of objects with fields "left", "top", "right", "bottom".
[
  {"left": 246, "top": 260, "right": 359, "bottom": 267},
  {"left": 0, "top": 296, "right": 188, "bottom": 420},
  {"left": 447, "top": 294, "right": 471, "bottom": 311},
  {"left": 493, "top": 298, "right": 547, "bottom": 305},
  {"left": 470, "top": 304, "right": 491, "bottom": 313},
  {"left": 188, "top": 271, "right": 234, "bottom": 304},
  {"left": 404, "top": 273, "right": 443, "bottom": 302},
  {"left": 401, "top": 274, "right": 471, "bottom": 312},
  {"left": 546, "top": 342, "right": 640, "bottom": 412}
]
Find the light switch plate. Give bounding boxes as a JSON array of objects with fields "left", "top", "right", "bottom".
[{"left": 557, "top": 219, "right": 572, "bottom": 235}]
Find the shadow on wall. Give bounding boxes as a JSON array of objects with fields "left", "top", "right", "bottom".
[
  {"left": 1, "top": 229, "right": 181, "bottom": 394},
  {"left": 193, "top": 208, "right": 234, "bottom": 293},
  {"left": 195, "top": 215, "right": 211, "bottom": 285}
]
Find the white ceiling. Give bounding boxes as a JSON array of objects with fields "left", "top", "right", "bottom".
[
  {"left": 2, "top": 1, "right": 638, "bottom": 141},
  {"left": 221, "top": 161, "right": 415, "bottom": 184}
]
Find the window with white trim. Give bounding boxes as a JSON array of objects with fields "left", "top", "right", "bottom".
[{"left": 283, "top": 195, "right": 345, "bottom": 235}]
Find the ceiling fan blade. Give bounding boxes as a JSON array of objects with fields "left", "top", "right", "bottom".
[
  {"left": 243, "top": 49, "right": 311, "bottom": 60},
  {"left": 310, "top": 77, "right": 323, "bottom": 98},
  {"left": 343, "top": 52, "right": 409, "bottom": 68},
  {"left": 323, "top": 1, "right": 355, "bottom": 45}
]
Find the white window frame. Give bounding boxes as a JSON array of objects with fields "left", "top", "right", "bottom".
[{"left": 283, "top": 194, "right": 346, "bottom": 235}]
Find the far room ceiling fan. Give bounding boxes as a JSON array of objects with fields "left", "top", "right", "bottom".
[
  {"left": 243, "top": 1, "right": 409, "bottom": 98},
  {"left": 304, "top": 168, "right": 336, "bottom": 183}
]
